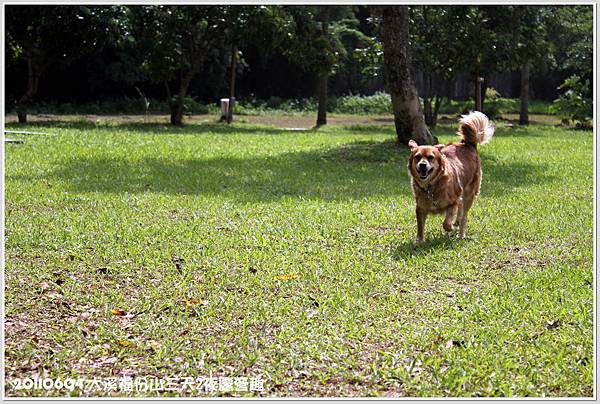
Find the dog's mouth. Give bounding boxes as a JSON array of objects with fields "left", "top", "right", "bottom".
[{"left": 417, "top": 167, "right": 433, "bottom": 180}]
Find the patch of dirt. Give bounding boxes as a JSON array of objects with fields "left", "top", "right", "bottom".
[{"left": 498, "top": 113, "right": 561, "bottom": 126}]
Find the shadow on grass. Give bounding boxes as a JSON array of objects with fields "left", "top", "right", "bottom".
[
  {"left": 392, "top": 234, "right": 467, "bottom": 260},
  {"left": 16, "top": 136, "right": 556, "bottom": 203},
  {"left": 41, "top": 140, "right": 411, "bottom": 202}
]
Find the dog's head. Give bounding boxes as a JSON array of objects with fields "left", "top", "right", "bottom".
[{"left": 407, "top": 139, "right": 445, "bottom": 183}]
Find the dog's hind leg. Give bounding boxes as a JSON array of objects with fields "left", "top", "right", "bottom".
[
  {"left": 416, "top": 208, "right": 427, "bottom": 244},
  {"left": 459, "top": 170, "right": 482, "bottom": 238},
  {"left": 443, "top": 204, "right": 459, "bottom": 233},
  {"left": 458, "top": 195, "right": 475, "bottom": 238}
]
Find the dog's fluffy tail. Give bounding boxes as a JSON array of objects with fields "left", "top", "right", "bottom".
[{"left": 457, "top": 111, "right": 494, "bottom": 145}]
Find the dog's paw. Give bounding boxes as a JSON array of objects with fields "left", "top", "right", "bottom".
[{"left": 443, "top": 222, "right": 455, "bottom": 233}]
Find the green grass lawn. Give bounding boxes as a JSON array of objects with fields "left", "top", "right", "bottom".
[{"left": 4, "top": 117, "right": 593, "bottom": 397}]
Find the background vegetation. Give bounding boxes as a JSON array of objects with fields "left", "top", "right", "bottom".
[{"left": 5, "top": 5, "right": 593, "bottom": 127}]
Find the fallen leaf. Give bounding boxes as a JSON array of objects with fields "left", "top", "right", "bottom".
[
  {"left": 248, "top": 267, "right": 258, "bottom": 274},
  {"left": 39, "top": 281, "right": 50, "bottom": 291},
  {"left": 185, "top": 299, "right": 199, "bottom": 306},
  {"left": 276, "top": 273, "right": 300, "bottom": 281},
  {"left": 111, "top": 309, "right": 126, "bottom": 316},
  {"left": 546, "top": 320, "right": 561, "bottom": 330},
  {"left": 114, "top": 340, "right": 133, "bottom": 347}
]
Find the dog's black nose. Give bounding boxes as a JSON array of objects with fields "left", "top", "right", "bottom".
[{"left": 418, "top": 162, "right": 427, "bottom": 169}]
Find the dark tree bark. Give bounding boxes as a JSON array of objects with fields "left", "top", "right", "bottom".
[
  {"left": 16, "top": 56, "right": 42, "bottom": 123},
  {"left": 474, "top": 75, "right": 483, "bottom": 111},
  {"left": 170, "top": 72, "right": 193, "bottom": 126},
  {"left": 423, "top": 73, "right": 443, "bottom": 128},
  {"left": 423, "top": 72, "right": 433, "bottom": 126},
  {"left": 380, "top": 6, "right": 434, "bottom": 145},
  {"left": 316, "top": 72, "right": 328, "bottom": 126},
  {"left": 481, "top": 78, "right": 488, "bottom": 113},
  {"left": 315, "top": 18, "right": 329, "bottom": 127},
  {"left": 226, "top": 44, "right": 237, "bottom": 124},
  {"left": 519, "top": 64, "right": 530, "bottom": 125},
  {"left": 432, "top": 94, "right": 442, "bottom": 127},
  {"left": 164, "top": 81, "right": 172, "bottom": 104}
]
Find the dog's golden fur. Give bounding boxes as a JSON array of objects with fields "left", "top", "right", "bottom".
[{"left": 407, "top": 111, "right": 494, "bottom": 243}]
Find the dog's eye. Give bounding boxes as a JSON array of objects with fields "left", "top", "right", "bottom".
[
  {"left": 427, "top": 155, "right": 434, "bottom": 160},
  {"left": 414, "top": 154, "right": 421, "bottom": 160}
]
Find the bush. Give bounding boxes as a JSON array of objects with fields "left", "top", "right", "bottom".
[
  {"left": 550, "top": 75, "right": 593, "bottom": 129},
  {"left": 481, "top": 87, "right": 503, "bottom": 119},
  {"left": 332, "top": 92, "right": 392, "bottom": 115},
  {"left": 12, "top": 93, "right": 555, "bottom": 119}
]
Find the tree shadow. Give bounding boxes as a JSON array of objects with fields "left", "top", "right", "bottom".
[
  {"left": 38, "top": 139, "right": 412, "bottom": 202},
  {"left": 12, "top": 137, "right": 556, "bottom": 203},
  {"left": 479, "top": 153, "right": 557, "bottom": 196}
]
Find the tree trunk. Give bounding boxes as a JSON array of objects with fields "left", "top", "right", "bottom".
[
  {"left": 170, "top": 73, "right": 193, "bottom": 126},
  {"left": 16, "top": 57, "right": 41, "bottom": 124},
  {"left": 226, "top": 44, "right": 237, "bottom": 124},
  {"left": 519, "top": 64, "right": 530, "bottom": 125},
  {"left": 423, "top": 72, "right": 433, "bottom": 126},
  {"left": 380, "top": 6, "right": 434, "bottom": 145},
  {"left": 316, "top": 72, "right": 328, "bottom": 126},
  {"left": 164, "top": 81, "right": 172, "bottom": 104},
  {"left": 481, "top": 78, "right": 488, "bottom": 113},
  {"left": 432, "top": 94, "right": 442, "bottom": 128},
  {"left": 474, "top": 75, "right": 483, "bottom": 112},
  {"left": 316, "top": 18, "right": 329, "bottom": 127}
]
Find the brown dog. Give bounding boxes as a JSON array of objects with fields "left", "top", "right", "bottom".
[{"left": 407, "top": 111, "right": 494, "bottom": 243}]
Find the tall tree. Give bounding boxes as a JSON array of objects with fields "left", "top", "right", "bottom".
[
  {"left": 5, "top": 5, "right": 126, "bottom": 123},
  {"left": 410, "top": 6, "right": 462, "bottom": 127},
  {"left": 546, "top": 5, "right": 593, "bottom": 82},
  {"left": 133, "top": 6, "right": 226, "bottom": 126},
  {"left": 380, "top": 6, "right": 434, "bottom": 145},
  {"left": 284, "top": 6, "right": 356, "bottom": 127},
  {"left": 220, "top": 6, "right": 290, "bottom": 123},
  {"left": 444, "top": 6, "right": 512, "bottom": 113},
  {"left": 503, "top": 6, "right": 554, "bottom": 125}
]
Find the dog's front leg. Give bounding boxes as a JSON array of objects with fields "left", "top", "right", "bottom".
[
  {"left": 416, "top": 208, "right": 427, "bottom": 244},
  {"left": 443, "top": 204, "right": 458, "bottom": 233}
]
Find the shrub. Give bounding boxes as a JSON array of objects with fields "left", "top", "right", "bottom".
[
  {"left": 550, "top": 75, "right": 593, "bottom": 129},
  {"left": 333, "top": 92, "right": 392, "bottom": 115},
  {"left": 482, "top": 87, "right": 503, "bottom": 119}
]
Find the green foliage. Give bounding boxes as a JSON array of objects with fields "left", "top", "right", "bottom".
[
  {"left": 482, "top": 87, "right": 503, "bottom": 119},
  {"left": 5, "top": 5, "right": 128, "bottom": 66},
  {"left": 133, "top": 5, "right": 226, "bottom": 85},
  {"left": 282, "top": 6, "right": 357, "bottom": 76},
  {"left": 13, "top": 95, "right": 556, "bottom": 118},
  {"left": 546, "top": 6, "right": 593, "bottom": 80},
  {"left": 330, "top": 92, "right": 392, "bottom": 114},
  {"left": 353, "top": 36, "right": 383, "bottom": 79},
  {"left": 551, "top": 75, "right": 593, "bottom": 129}
]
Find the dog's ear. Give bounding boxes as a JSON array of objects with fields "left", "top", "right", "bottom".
[
  {"left": 408, "top": 139, "right": 418, "bottom": 149},
  {"left": 434, "top": 144, "right": 445, "bottom": 150}
]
